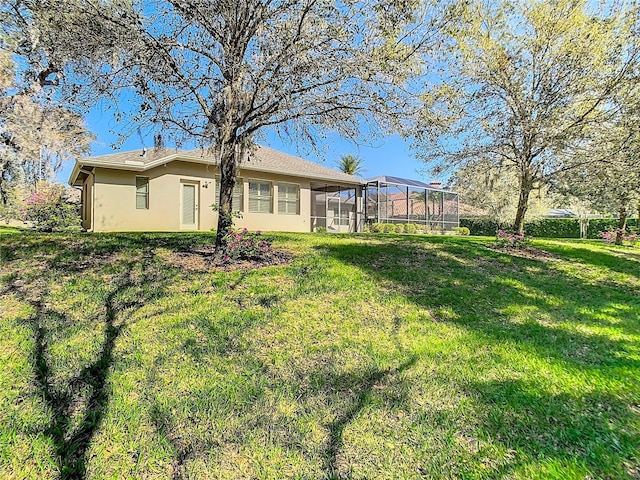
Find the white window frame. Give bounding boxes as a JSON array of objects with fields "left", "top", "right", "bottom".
[
  {"left": 248, "top": 180, "right": 272, "bottom": 214},
  {"left": 136, "top": 176, "right": 149, "bottom": 209},
  {"left": 278, "top": 183, "right": 300, "bottom": 215}
]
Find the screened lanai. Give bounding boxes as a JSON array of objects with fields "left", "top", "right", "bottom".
[
  {"left": 365, "top": 176, "right": 459, "bottom": 231},
  {"left": 310, "top": 183, "right": 362, "bottom": 233}
]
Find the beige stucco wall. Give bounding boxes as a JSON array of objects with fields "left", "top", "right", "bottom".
[
  {"left": 233, "top": 171, "right": 312, "bottom": 233},
  {"left": 89, "top": 160, "right": 346, "bottom": 233}
]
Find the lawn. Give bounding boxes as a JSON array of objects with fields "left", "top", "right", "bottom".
[{"left": 0, "top": 230, "right": 638, "bottom": 479}]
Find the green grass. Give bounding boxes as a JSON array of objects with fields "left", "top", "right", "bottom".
[
  {"left": 1, "top": 231, "right": 638, "bottom": 479},
  {"left": 0, "top": 225, "right": 25, "bottom": 234}
]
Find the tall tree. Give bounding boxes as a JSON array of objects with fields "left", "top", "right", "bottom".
[
  {"left": 553, "top": 100, "right": 640, "bottom": 244},
  {"left": 415, "top": 0, "right": 639, "bottom": 233},
  {"left": 5, "top": 0, "right": 430, "bottom": 249},
  {"left": 451, "top": 159, "right": 551, "bottom": 224},
  {"left": 0, "top": 40, "right": 92, "bottom": 204},
  {"left": 336, "top": 154, "right": 366, "bottom": 176}
]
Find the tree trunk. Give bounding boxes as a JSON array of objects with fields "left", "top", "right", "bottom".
[
  {"left": 513, "top": 173, "right": 532, "bottom": 234},
  {"left": 615, "top": 206, "right": 627, "bottom": 245},
  {"left": 214, "top": 140, "right": 240, "bottom": 252},
  {"left": 579, "top": 218, "right": 589, "bottom": 239}
]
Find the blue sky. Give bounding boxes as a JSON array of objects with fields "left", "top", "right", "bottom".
[{"left": 57, "top": 104, "right": 438, "bottom": 185}]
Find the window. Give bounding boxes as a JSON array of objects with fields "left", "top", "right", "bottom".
[
  {"left": 248, "top": 181, "right": 272, "bottom": 213},
  {"left": 136, "top": 177, "right": 149, "bottom": 209},
  {"left": 278, "top": 184, "right": 299, "bottom": 215},
  {"left": 215, "top": 177, "right": 243, "bottom": 212}
]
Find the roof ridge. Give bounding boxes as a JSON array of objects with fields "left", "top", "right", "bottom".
[{"left": 71, "top": 144, "right": 362, "bottom": 185}]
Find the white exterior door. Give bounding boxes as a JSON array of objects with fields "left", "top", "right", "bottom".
[{"left": 181, "top": 182, "right": 199, "bottom": 230}]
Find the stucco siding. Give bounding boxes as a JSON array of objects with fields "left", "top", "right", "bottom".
[
  {"left": 90, "top": 161, "right": 327, "bottom": 232},
  {"left": 233, "top": 171, "right": 312, "bottom": 233}
]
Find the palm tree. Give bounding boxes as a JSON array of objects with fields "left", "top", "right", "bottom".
[{"left": 336, "top": 154, "right": 365, "bottom": 176}]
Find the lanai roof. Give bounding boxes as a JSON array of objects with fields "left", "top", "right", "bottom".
[{"left": 366, "top": 175, "right": 453, "bottom": 191}]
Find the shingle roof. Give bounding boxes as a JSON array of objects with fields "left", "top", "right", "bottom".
[{"left": 70, "top": 145, "right": 362, "bottom": 185}]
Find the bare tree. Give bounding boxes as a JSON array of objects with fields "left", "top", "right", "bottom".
[{"left": 5, "top": 0, "right": 434, "bottom": 248}]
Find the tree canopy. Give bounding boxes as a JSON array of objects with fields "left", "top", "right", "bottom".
[
  {"left": 0, "top": 30, "right": 92, "bottom": 207},
  {"left": 415, "top": 0, "right": 640, "bottom": 232},
  {"left": 3, "top": 0, "right": 430, "bottom": 247},
  {"left": 552, "top": 88, "right": 640, "bottom": 243},
  {"left": 451, "top": 159, "right": 551, "bottom": 224}
]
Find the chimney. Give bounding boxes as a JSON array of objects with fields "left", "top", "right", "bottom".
[{"left": 140, "top": 148, "right": 147, "bottom": 158}]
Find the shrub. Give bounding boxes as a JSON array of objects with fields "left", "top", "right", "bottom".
[
  {"left": 370, "top": 222, "right": 384, "bottom": 233},
  {"left": 404, "top": 223, "right": 417, "bottom": 234},
  {"left": 461, "top": 217, "right": 639, "bottom": 239},
  {"left": 395, "top": 223, "right": 405, "bottom": 234},
  {"left": 382, "top": 223, "right": 396, "bottom": 233},
  {"left": 524, "top": 218, "right": 581, "bottom": 238},
  {"left": 459, "top": 218, "right": 504, "bottom": 236},
  {"left": 219, "top": 228, "right": 272, "bottom": 262},
  {"left": 494, "top": 229, "right": 531, "bottom": 249},
  {"left": 452, "top": 226, "right": 470, "bottom": 236},
  {"left": 21, "top": 183, "right": 80, "bottom": 232},
  {"left": 599, "top": 228, "right": 638, "bottom": 246},
  {"left": 587, "top": 219, "right": 638, "bottom": 238}
]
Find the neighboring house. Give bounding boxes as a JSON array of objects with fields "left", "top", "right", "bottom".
[
  {"left": 458, "top": 202, "right": 488, "bottom": 218},
  {"left": 544, "top": 208, "right": 601, "bottom": 219},
  {"left": 69, "top": 145, "right": 363, "bottom": 233}
]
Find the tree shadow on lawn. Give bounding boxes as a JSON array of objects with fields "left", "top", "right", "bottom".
[
  {"left": 140, "top": 281, "right": 419, "bottom": 480},
  {"left": 0, "top": 231, "right": 211, "bottom": 271},
  {"left": 318, "top": 237, "right": 640, "bottom": 477},
  {"left": 321, "top": 355, "right": 418, "bottom": 480},
  {"left": 3, "top": 247, "right": 172, "bottom": 480},
  {"left": 464, "top": 378, "right": 639, "bottom": 478},
  {"left": 538, "top": 240, "right": 640, "bottom": 278}
]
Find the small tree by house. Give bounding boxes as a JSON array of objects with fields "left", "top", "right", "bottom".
[{"left": 21, "top": 182, "right": 79, "bottom": 231}]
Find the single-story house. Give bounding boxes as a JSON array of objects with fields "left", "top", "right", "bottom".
[{"left": 69, "top": 145, "right": 364, "bottom": 233}]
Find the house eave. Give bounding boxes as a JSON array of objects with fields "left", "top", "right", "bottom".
[{"left": 70, "top": 152, "right": 362, "bottom": 187}]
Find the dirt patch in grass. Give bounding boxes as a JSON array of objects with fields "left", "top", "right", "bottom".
[
  {"left": 166, "top": 245, "right": 293, "bottom": 272},
  {"left": 487, "top": 245, "right": 559, "bottom": 262}
]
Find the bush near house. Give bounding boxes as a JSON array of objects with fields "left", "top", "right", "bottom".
[
  {"left": 452, "top": 226, "right": 470, "bottom": 236},
  {"left": 21, "top": 183, "right": 80, "bottom": 232},
  {"left": 404, "top": 223, "right": 417, "bottom": 234},
  {"left": 461, "top": 217, "right": 639, "bottom": 238},
  {"left": 370, "top": 223, "right": 426, "bottom": 234}
]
